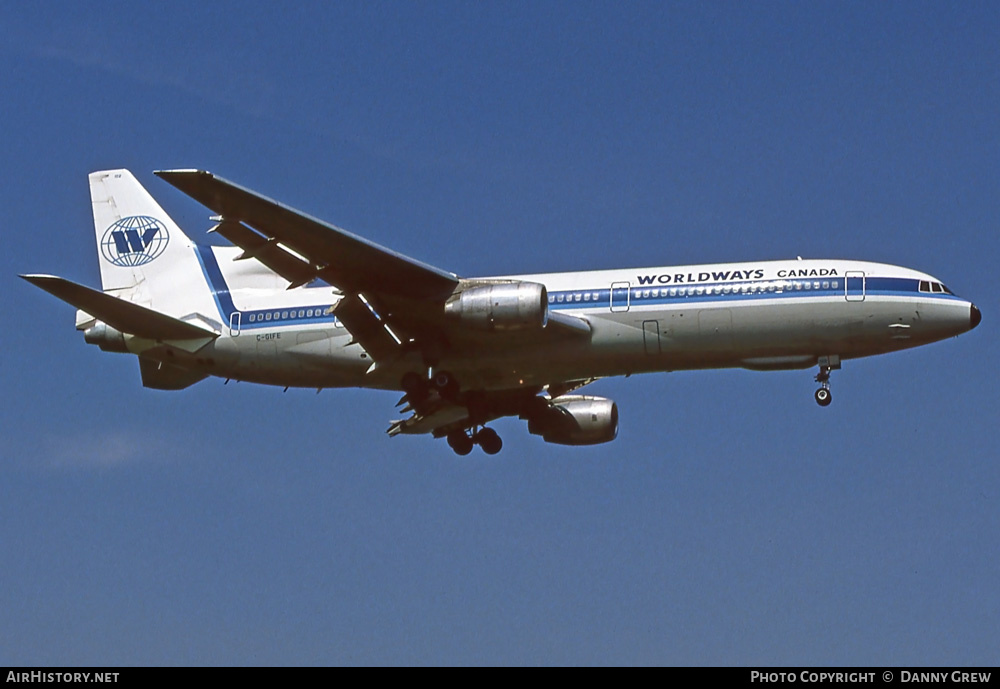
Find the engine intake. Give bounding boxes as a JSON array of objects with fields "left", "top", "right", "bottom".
[
  {"left": 526, "top": 395, "right": 619, "bottom": 446},
  {"left": 444, "top": 282, "right": 547, "bottom": 331},
  {"left": 84, "top": 322, "right": 128, "bottom": 352}
]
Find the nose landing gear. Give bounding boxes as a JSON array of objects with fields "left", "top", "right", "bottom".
[
  {"left": 813, "top": 355, "right": 840, "bottom": 407},
  {"left": 814, "top": 385, "right": 832, "bottom": 406}
]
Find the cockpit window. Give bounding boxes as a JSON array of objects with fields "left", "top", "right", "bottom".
[{"left": 919, "top": 280, "right": 953, "bottom": 295}]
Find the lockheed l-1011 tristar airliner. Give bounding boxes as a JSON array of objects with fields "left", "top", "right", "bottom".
[{"left": 22, "top": 170, "right": 981, "bottom": 455}]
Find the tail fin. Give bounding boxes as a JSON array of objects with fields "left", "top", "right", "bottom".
[{"left": 89, "top": 170, "right": 215, "bottom": 321}]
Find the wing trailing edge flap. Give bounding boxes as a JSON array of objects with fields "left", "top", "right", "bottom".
[
  {"left": 210, "top": 219, "right": 317, "bottom": 289},
  {"left": 546, "top": 377, "right": 600, "bottom": 399},
  {"left": 21, "top": 274, "right": 218, "bottom": 344},
  {"left": 387, "top": 404, "right": 470, "bottom": 437},
  {"left": 155, "top": 170, "right": 460, "bottom": 299},
  {"left": 333, "top": 292, "right": 403, "bottom": 366}
]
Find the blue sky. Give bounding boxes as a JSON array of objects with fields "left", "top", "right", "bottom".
[{"left": 2, "top": 2, "right": 997, "bottom": 665}]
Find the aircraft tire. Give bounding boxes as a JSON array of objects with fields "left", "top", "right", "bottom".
[
  {"left": 447, "top": 431, "right": 474, "bottom": 456},
  {"left": 474, "top": 428, "right": 503, "bottom": 455},
  {"left": 815, "top": 388, "right": 832, "bottom": 407}
]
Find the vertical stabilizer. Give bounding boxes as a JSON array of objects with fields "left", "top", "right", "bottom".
[{"left": 89, "top": 170, "right": 215, "bottom": 320}]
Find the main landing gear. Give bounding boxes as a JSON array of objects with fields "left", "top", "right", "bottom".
[
  {"left": 400, "top": 369, "right": 504, "bottom": 456},
  {"left": 813, "top": 355, "right": 840, "bottom": 407},
  {"left": 446, "top": 427, "right": 502, "bottom": 456}
]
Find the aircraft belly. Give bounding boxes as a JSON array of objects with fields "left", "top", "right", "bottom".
[
  {"left": 491, "top": 297, "right": 960, "bottom": 383},
  {"left": 198, "top": 327, "right": 370, "bottom": 388}
]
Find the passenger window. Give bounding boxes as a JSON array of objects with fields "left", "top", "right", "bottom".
[{"left": 265, "top": 313, "right": 272, "bottom": 321}]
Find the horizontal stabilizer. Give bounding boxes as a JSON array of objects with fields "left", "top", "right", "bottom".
[{"left": 21, "top": 274, "right": 218, "bottom": 341}]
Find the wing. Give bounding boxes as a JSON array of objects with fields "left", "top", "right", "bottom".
[
  {"left": 154, "top": 170, "right": 460, "bottom": 299},
  {"left": 147, "top": 171, "right": 606, "bottom": 450},
  {"left": 155, "top": 170, "right": 592, "bottom": 368}
]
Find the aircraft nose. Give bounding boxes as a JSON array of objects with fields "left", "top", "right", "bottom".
[{"left": 970, "top": 304, "right": 982, "bottom": 330}]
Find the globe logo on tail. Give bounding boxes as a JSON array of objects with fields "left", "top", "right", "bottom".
[{"left": 100, "top": 216, "right": 169, "bottom": 267}]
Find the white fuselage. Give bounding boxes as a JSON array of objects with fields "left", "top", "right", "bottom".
[{"left": 170, "top": 248, "right": 975, "bottom": 393}]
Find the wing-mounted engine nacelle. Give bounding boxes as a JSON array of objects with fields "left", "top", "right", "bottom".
[
  {"left": 83, "top": 321, "right": 128, "bottom": 353},
  {"left": 525, "top": 395, "right": 619, "bottom": 446},
  {"left": 444, "top": 281, "right": 548, "bottom": 331}
]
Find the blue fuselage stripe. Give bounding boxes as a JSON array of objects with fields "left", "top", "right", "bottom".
[
  {"left": 193, "top": 246, "right": 339, "bottom": 329},
  {"left": 191, "top": 247, "right": 962, "bottom": 327}
]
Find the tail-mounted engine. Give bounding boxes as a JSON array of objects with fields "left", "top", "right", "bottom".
[
  {"left": 525, "top": 395, "right": 619, "bottom": 446},
  {"left": 444, "top": 282, "right": 548, "bottom": 331}
]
